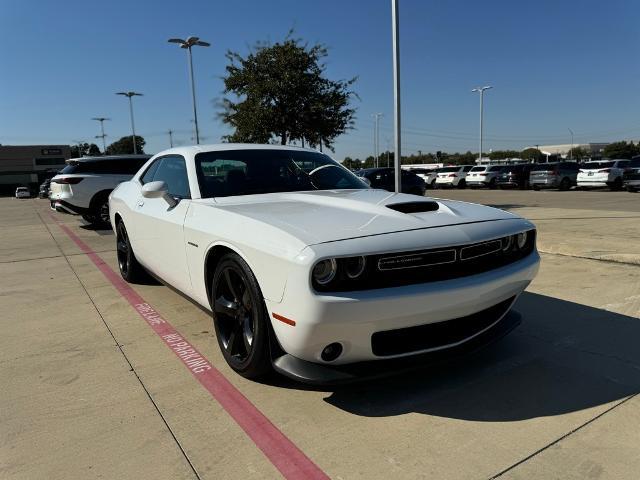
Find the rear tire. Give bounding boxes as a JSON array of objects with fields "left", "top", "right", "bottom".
[
  {"left": 116, "top": 221, "right": 146, "bottom": 283},
  {"left": 628, "top": 186, "right": 638, "bottom": 193},
  {"left": 559, "top": 177, "right": 571, "bottom": 191},
  {"left": 489, "top": 178, "right": 497, "bottom": 190},
  {"left": 610, "top": 177, "right": 623, "bottom": 191},
  {"left": 211, "top": 253, "right": 271, "bottom": 379},
  {"left": 89, "top": 192, "right": 112, "bottom": 227},
  {"left": 533, "top": 184, "right": 540, "bottom": 191},
  {"left": 457, "top": 179, "right": 466, "bottom": 189}
]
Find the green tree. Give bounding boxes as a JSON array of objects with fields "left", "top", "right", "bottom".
[
  {"left": 105, "top": 136, "right": 145, "bottom": 155},
  {"left": 603, "top": 141, "right": 640, "bottom": 159},
  {"left": 568, "top": 146, "right": 590, "bottom": 160},
  {"left": 70, "top": 143, "right": 101, "bottom": 158},
  {"left": 488, "top": 150, "right": 520, "bottom": 160},
  {"left": 220, "top": 33, "right": 357, "bottom": 151},
  {"left": 521, "top": 148, "right": 543, "bottom": 162}
]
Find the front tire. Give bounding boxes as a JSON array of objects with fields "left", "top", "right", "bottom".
[
  {"left": 116, "top": 221, "right": 146, "bottom": 283},
  {"left": 211, "top": 253, "right": 271, "bottom": 379},
  {"left": 610, "top": 177, "right": 623, "bottom": 191}
]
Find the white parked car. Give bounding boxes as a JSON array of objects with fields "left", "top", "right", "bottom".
[
  {"left": 109, "top": 144, "right": 539, "bottom": 383},
  {"left": 15, "top": 187, "right": 30, "bottom": 199},
  {"left": 577, "top": 160, "right": 630, "bottom": 190},
  {"left": 466, "top": 165, "right": 505, "bottom": 188},
  {"left": 50, "top": 155, "right": 151, "bottom": 225},
  {"left": 434, "top": 165, "right": 474, "bottom": 188}
]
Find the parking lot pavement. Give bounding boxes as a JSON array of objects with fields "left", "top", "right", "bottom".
[{"left": 1, "top": 193, "right": 639, "bottom": 479}]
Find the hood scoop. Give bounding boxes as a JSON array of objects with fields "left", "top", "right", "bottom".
[{"left": 386, "top": 201, "right": 439, "bottom": 214}]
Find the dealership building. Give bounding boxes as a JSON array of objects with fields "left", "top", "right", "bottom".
[
  {"left": 0, "top": 145, "right": 71, "bottom": 194},
  {"left": 532, "top": 143, "right": 610, "bottom": 159}
]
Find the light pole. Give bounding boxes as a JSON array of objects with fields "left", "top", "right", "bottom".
[
  {"left": 568, "top": 128, "right": 574, "bottom": 160},
  {"left": 471, "top": 86, "right": 492, "bottom": 164},
  {"left": 371, "top": 113, "right": 383, "bottom": 167},
  {"left": 168, "top": 36, "right": 210, "bottom": 145},
  {"left": 92, "top": 117, "right": 110, "bottom": 153},
  {"left": 391, "top": 0, "right": 402, "bottom": 193},
  {"left": 116, "top": 91, "right": 143, "bottom": 154}
]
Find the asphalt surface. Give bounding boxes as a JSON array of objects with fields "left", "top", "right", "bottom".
[{"left": 1, "top": 190, "right": 639, "bottom": 479}]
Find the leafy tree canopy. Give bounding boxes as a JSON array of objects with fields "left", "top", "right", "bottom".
[
  {"left": 521, "top": 148, "right": 543, "bottom": 162},
  {"left": 70, "top": 142, "right": 101, "bottom": 158},
  {"left": 220, "top": 32, "right": 357, "bottom": 151},
  {"left": 105, "top": 136, "right": 146, "bottom": 155},
  {"left": 603, "top": 141, "right": 640, "bottom": 159}
]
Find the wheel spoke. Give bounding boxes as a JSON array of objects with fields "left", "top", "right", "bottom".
[
  {"left": 241, "top": 289, "right": 251, "bottom": 310},
  {"left": 241, "top": 316, "right": 253, "bottom": 352},
  {"left": 214, "top": 296, "right": 238, "bottom": 317},
  {"left": 224, "top": 269, "right": 240, "bottom": 300}
]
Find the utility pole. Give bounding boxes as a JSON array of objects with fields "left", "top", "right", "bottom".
[
  {"left": 92, "top": 117, "right": 110, "bottom": 153},
  {"left": 116, "top": 92, "right": 143, "bottom": 154},
  {"left": 391, "top": 0, "right": 402, "bottom": 192},
  {"left": 168, "top": 36, "right": 211, "bottom": 145},
  {"left": 167, "top": 129, "right": 174, "bottom": 148},
  {"left": 471, "top": 86, "right": 492, "bottom": 164}
]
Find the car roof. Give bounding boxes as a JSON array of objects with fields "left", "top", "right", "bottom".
[
  {"left": 67, "top": 154, "right": 152, "bottom": 163},
  {"left": 153, "top": 143, "right": 322, "bottom": 158}
]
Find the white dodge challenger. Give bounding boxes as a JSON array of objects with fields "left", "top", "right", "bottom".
[{"left": 109, "top": 144, "right": 539, "bottom": 383}]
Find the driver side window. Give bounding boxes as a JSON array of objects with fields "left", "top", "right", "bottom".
[{"left": 141, "top": 156, "right": 191, "bottom": 198}]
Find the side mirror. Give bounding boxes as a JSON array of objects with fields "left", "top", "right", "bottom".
[
  {"left": 141, "top": 181, "right": 178, "bottom": 208},
  {"left": 360, "top": 177, "right": 372, "bottom": 187}
]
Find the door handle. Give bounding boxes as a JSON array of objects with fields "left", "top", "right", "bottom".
[{"left": 137, "top": 200, "right": 144, "bottom": 207}]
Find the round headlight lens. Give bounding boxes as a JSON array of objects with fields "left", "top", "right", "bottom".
[
  {"left": 502, "top": 235, "right": 514, "bottom": 252},
  {"left": 516, "top": 232, "right": 528, "bottom": 249},
  {"left": 313, "top": 258, "right": 337, "bottom": 285},
  {"left": 345, "top": 256, "right": 366, "bottom": 279}
]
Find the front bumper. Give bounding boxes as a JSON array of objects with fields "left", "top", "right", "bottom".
[
  {"left": 272, "top": 309, "right": 522, "bottom": 385},
  {"left": 266, "top": 250, "right": 539, "bottom": 365}
]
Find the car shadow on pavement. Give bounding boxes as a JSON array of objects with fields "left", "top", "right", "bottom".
[
  {"left": 323, "top": 292, "right": 640, "bottom": 421},
  {"left": 79, "top": 222, "right": 114, "bottom": 235}
]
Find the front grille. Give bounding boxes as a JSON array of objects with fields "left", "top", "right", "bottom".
[
  {"left": 313, "top": 230, "right": 536, "bottom": 292},
  {"left": 371, "top": 296, "right": 515, "bottom": 356}
]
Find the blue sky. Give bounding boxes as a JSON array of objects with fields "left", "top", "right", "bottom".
[{"left": 1, "top": 0, "right": 639, "bottom": 160}]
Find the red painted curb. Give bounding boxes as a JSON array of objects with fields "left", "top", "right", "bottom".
[{"left": 50, "top": 215, "right": 329, "bottom": 480}]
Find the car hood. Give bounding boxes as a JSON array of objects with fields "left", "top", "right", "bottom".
[{"left": 198, "top": 189, "right": 518, "bottom": 246}]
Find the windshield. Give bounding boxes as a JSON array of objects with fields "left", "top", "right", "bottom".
[
  {"left": 470, "top": 166, "right": 486, "bottom": 172},
  {"left": 438, "top": 166, "right": 460, "bottom": 173},
  {"left": 582, "top": 161, "right": 614, "bottom": 169},
  {"left": 195, "top": 149, "right": 368, "bottom": 198}
]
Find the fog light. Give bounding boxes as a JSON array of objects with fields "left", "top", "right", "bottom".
[
  {"left": 321, "top": 342, "right": 343, "bottom": 362},
  {"left": 516, "top": 232, "right": 528, "bottom": 249}
]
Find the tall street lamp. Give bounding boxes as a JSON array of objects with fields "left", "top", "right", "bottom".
[
  {"left": 568, "top": 127, "right": 574, "bottom": 160},
  {"left": 168, "top": 36, "right": 210, "bottom": 145},
  {"left": 471, "top": 86, "right": 492, "bottom": 164},
  {"left": 92, "top": 117, "right": 110, "bottom": 153},
  {"left": 116, "top": 91, "right": 143, "bottom": 154},
  {"left": 391, "top": 0, "right": 402, "bottom": 193},
  {"left": 372, "top": 113, "right": 383, "bottom": 167}
]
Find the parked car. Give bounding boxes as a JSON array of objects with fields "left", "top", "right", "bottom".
[
  {"left": 38, "top": 179, "right": 52, "bottom": 198},
  {"left": 425, "top": 168, "right": 441, "bottom": 188},
  {"left": 50, "top": 155, "right": 151, "bottom": 225},
  {"left": 403, "top": 167, "right": 435, "bottom": 183},
  {"left": 623, "top": 156, "right": 640, "bottom": 192},
  {"left": 109, "top": 144, "right": 539, "bottom": 383},
  {"left": 15, "top": 187, "right": 30, "bottom": 199},
  {"left": 530, "top": 162, "right": 579, "bottom": 190},
  {"left": 577, "top": 160, "right": 630, "bottom": 190},
  {"left": 356, "top": 167, "right": 426, "bottom": 195},
  {"left": 466, "top": 165, "right": 505, "bottom": 188},
  {"left": 434, "top": 165, "right": 474, "bottom": 188},
  {"left": 497, "top": 164, "right": 534, "bottom": 189}
]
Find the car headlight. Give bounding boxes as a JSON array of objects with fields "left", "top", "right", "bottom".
[
  {"left": 345, "top": 256, "right": 366, "bottom": 279},
  {"left": 516, "top": 232, "right": 528, "bottom": 249},
  {"left": 502, "top": 235, "right": 514, "bottom": 252},
  {"left": 312, "top": 258, "right": 337, "bottom": 285}
]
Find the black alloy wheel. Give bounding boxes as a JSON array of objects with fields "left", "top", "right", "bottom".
[
  {"left": 98, "top": 200, "right": 110, "bottom": 225},
  {"left": 212, "top": 253, "right": 270, "bottom": 378},
  {"left": 116, "top": 221, "right": 145, "bottom": 282}
]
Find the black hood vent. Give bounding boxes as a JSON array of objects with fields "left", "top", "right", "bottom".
[{"left": 386, "top": 201, "right": 439, "bottom": 214}]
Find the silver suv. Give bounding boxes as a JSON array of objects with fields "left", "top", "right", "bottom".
[
  {"left": 530, "top": 162, "right": 579, "bottom": 190},
  {"left": 50, "top": 155, "right": 150, "bottom": 225}
]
